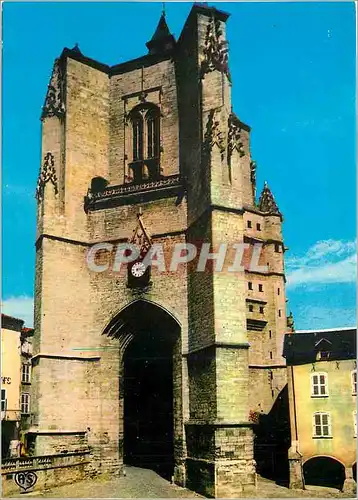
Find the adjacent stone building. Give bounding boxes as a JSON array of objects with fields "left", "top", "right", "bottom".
[
  {"left": 283, "top": 327, "right": 357, "bottom": 493},
  {"left": 1, "top": 314, "right": 33, "bottom": 458},
  {"left": 30, "top": 4, "right": 290, "bottom": 496}
]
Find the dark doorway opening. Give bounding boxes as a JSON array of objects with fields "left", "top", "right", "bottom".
[
  {"left": 303, "top": 456, "right": 345, "bottom": 490},
  {"left": 254, "top": 385, "right": 291, "bottom": 486},
  {"left": 353, "top": 463, "right": 356, "bottom": 483},
  {"left": 113, "top": 300, "right": 179, "bottom": 481},
  {"left": 1, "top": 421, "right": 17, "bottom": 458}
]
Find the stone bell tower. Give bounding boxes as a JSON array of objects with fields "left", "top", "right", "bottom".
[{"left": 31, "top": 3, "right": 288, "bottom": 497}]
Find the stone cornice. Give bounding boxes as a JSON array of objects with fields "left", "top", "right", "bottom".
[
  {"left": 243, "top": 204, "right": 283, "bottom": 221},
  {"left": 243, "top": 235, "right": 284, "bottom": 246},
  {"left": 110, "top": 53, "right": 173, "bottom": 76},
  {"left": 185, "top": 420, "right": 254, "bottom": 428},
  {"left": 246, "top": 298, "right": 267, "bottom": 305},
  {"left": 25, "top": 431, "right": 88, "bottom": 436},
  {"left": 245, "top": 269, "right": 286, "bottom": 280},
  {"left": 61, "top": 47, "right": 110, "bottom": 73},
  {"left": 187, "top": 4, "right": 230, "bottom": 24},
  {"left": 183, "top": 342, "right": 250, "bottom": 357},
  {"left": 32, "top": 353, "right": 101, "bottom": 363},
  {"left": 60, "top": 47, "right": 173, "bottom": 77},
  {"left": 35, "top": 229, "right": 186, "bottom": 251},
  {"left": 249, "top": 364, "right": 287, "bottom": 369}
]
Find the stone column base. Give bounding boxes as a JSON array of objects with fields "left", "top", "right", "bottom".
[
  {"left": 342, "top": 478, "right": 356, "bottom": 494},
  {"left": 87, "top": 442, "right": 123, "bottom": 478},
  {"left": 174, "top": 460, "right": 186, "bottom": 487},
  {"left": 185, "top": 424, "right": 256, "bottom": 497},
  {"left": 343, "top": 467, "right": 356, "bottom": 494},
  {"left": 186, "top": 457, "right": 215, "bottom": 497},
  {"left": 185, "top": 457, "right": 257, "bottom": 497},
  {"left": 216, "top": 460, "right": 257, "bottom": 497},
  {"left": 288, "top": 448, "right": 304, "bottom": 489}
]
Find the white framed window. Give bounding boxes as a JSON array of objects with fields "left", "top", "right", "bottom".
[
  {"left": 21, "top": 393, "right": 30, "bottom": 414},
  {"left": 1, "top": 389, "right": 6, "bottom": 412},
  {"left": 21, "top": 364, "right": 31, "bottom": 383},
  {"left": 353, "top": 411, "right": 357, "bottom": 437},
  {"left": 311, "top": 372, "right": 328, "bottom": 397},
  {"left": 313, "top": 412, "right": 332, "bottom": 437},
  {"left": 311, "top": 372, "right": 328, "bottom": 396},
  {"left": 352, "top": 370, "right": 357, "bottom": 395}
]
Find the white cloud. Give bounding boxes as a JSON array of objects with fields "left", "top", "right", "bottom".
[
  {"left": 2, "top": 296, "right": 34, "bottom": 327},
  {"left": 286, "top": 239, "right": 356, "bottom": 289}
]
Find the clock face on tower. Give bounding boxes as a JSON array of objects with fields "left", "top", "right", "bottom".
[{"left": 131, "top": 261, "right": 147, "bottom": 278}]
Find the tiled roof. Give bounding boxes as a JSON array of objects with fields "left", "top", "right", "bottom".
[
  {"left": 21, "top": 327, "right": 34, "bottom": 337},
  {"left": 1, "top": 313, "right": 25, "bottom": 331},
  {"left": 283, "top": 328, "right": 356, "bottom": 365}
]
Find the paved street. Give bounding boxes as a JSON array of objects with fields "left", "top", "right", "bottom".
[
  {"left": 10, "top": 466, "right": 354, "bottom": 498},
  {"left": 23, "top": 466, "right": 202, "bottom": 498}
]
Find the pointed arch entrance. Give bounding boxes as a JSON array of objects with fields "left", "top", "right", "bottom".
[{"left": 104, "top": 300, "right": 181, "bottom": 480}]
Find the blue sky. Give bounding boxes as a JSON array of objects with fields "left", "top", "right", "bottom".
[{"left": 2, "top": 2, "right": 356, "bottom": 329}]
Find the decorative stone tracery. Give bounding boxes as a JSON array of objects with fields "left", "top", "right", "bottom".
[
  {"left": 41, "top": 58, "right": 66, "bottom": 120},
  {"left": 202, "top": 109, "right": 225, "bottom": 163},
  {"left": 227, "top": 114, "right": 245, "bottom": 163},
  {"left": 130, "top": 209, "right": 152, "bottom": 257},
  {"left": 127, "top": 209, "right": 153, "bottom": 290},
  {"left": 201, "top": 15, "right": 230, "bottom": 80},
  {"left": 250, "top": 160, "right": 257, "bottom": 200},
  {"left": 35, "top": 152, "right": 58, "bottom": 201}
]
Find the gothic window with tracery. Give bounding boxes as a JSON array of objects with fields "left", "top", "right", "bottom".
[
  {"left": 131, "top": 111, "right": 144, "bottom": 162},
  {"left": 129, "top": 104, "right": 161, "bottom": 183},
  {"left": 146, "top": 107, "right": 160, "bottom": 159}
]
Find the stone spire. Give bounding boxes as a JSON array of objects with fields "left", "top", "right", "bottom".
[
  {"left": 258, "top": 181, "right": 281, "bottom": 215},
  {"left": 146, "top": 13, "right": 175, "bottom": 55}
]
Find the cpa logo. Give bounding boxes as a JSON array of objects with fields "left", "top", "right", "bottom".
[{"left": 14, "top": 471, "right": 37, "bottom": 491}]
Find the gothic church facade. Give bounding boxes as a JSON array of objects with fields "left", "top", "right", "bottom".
[{"left": 31, "top": 4, "right": 289, "bottom": 497}]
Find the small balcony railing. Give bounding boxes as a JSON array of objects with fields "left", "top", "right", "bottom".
[{"left": 84, "top": 173, "right": 183, "bottom": 212}]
